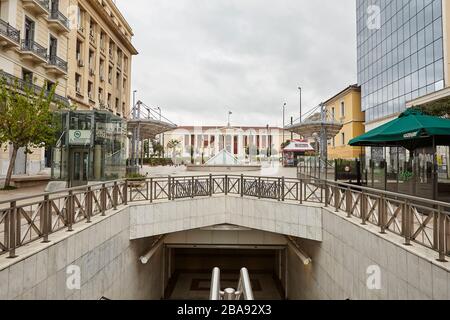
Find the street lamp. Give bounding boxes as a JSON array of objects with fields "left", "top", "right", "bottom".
[
  {"left": 298, "top": 87, "right": 302, "bottom": 124},
  {"left": 282, "top": 102, "right": 287, "bottom": 146}
]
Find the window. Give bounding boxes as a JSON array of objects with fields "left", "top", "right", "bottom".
[
  {"left": 115, "top": 98, "right": 119, "bottom": 111},
  {"left": 107, "top": 93, "right": 112, "bottom": 108},
  {"left": 46, "top": 81, "right": 55, "bottom": 92},
  {"left": 341, "top": 132, "right": 345, "bottom": 146},
  {"left": 98, "top": 87, "right": 103, "bottom": 102},
  {"left": 22, "top": 69, "right": 33, "bottom": 83},
  {"left": 89, "top": 50, "right": 95, "bottom": 71},
  {"left": 75, "top": 74, "right": 82, "bottom": 93},
  {"left": 122, "top": 102, "right": 126, "bottom": 116},
  {"left": 108, "top": 66, "right": 113, "bottom": 84},
  {"left": 49, "top": 35, "right": 57, "bottom": 58},
  {"left": 87, "top": 81, "right": 93, "bottom": 99},
  {"left": 76, "top": 40, "right": 82, "bottom": 61},
  {"left": 77, "top": 8, "right": 85, "bottom": 32},
  {"left": 116, "top": 72, "right": 120, "bottom": 88},
  {"left": 340, "top": 101, "right": 345, "bottom": 118},
  {"left": 24, "top": 17, "right": 35, "bottom": 44},
  {"left": 100, "top": 32, "right": 106, "bottom": 50}
]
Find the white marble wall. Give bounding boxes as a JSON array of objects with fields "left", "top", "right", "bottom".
[
  {"left": 287, "top": 207, "right": 450, "bottom": 300},
  {"left": 129, "top": 196, "right": 322, "bottom": 242},
  {"left": 0, "top": 207, "right": 164, "bottom": 300}
]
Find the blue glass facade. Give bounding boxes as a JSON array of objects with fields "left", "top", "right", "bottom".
[{"left": 357, "top": 0, "right": 445, "bottom": 123}]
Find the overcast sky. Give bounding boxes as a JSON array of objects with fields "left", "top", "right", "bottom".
[{"left": 116, "top": 0, "right": 357, "bottom": 127}]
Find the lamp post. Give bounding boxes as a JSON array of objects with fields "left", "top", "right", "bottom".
[
  {"left": 298, "top": 87, "right": 302, "bottom": 124},
  {"left": 282, "top": 103, "right": 287, "bottom": 146}
]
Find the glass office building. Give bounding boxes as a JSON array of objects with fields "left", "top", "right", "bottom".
[{"left": 357, "top": 0, "right": 445, "bottom": 123}]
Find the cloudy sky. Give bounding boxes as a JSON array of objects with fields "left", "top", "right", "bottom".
[{"left": 116, "top": 0, "right": 357, "bottom": 127}]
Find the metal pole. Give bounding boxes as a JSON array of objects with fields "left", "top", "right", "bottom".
[
  {"left": 298, "top": 87, "right": 302, "bottom": 124},
  {"left": 282, "top": 103, "right": 286, "bottom": 145}
]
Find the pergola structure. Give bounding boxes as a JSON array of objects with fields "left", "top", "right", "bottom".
[
  {"left": 285, "top": 103, "right": 343, "bottom": 168},
  {"left": 128, "top": 101, "right": 177, "bottom": 170}
]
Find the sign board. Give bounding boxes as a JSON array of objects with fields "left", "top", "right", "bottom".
[{"left": 69, "top": 130, "right": 91, "bottom": 146}]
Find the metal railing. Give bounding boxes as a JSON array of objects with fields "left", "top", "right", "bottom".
[
  {"left": 209, "top": 267, "right": 254, "bottom": 300},
  {"left": 21, "top": 39, "right": 47, "bottom": 60},
  {"left": 0, "top": 70, "right": 69, "bottom": 106},
  {"left": 0, "top": 19, "right": 20, "bottom": 44},
  {"left": 49, "top": 10, "right": 69, "bottom": 29},
  {"left": 48, "top": 55, "right": 68, "bottom": 72},
  {"left": 0, "top": 175, "right": 448, "bottom": 262}
]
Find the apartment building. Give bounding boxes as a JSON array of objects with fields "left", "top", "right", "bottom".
[
  {"left": 325, "top": 85, "right": 365, "bottom": 160},
  {"left": 67, "top": 0, "right": 137, "bottom": 117},
  {"left": 0, "top": 0, "right": 70, "bottom": 176}
]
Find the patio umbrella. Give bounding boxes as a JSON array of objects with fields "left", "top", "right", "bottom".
[{"left": 349, "top": 108, "right": 450, "bottom": 150}]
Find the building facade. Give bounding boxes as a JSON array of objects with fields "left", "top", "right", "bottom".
[
  {"left": 0, "top": 0, "right": 71, "bottom": 176},
  {"left": 67, "top": 0, "right": 137, "bottom": 116},
  {"left": 161, "top": 126, "right": 300, "bottom": 164},
  {"left": 357, "top": 0, "right": 445, "bottom": 130},
  {"left": 325, "top": 85, "right": 365, "bottom": 160}
]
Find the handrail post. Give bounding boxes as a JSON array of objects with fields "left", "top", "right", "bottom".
[
  {"left": 209, "top": 174, "right": 213, "bottom": 197},
  {"left": 42, "top": 195, "right": 50, "bottom": 243},
  {"left": 123, "top": 179, "right": 128, "bottom": 205},
  {"left": 403, "top": 200, "right": 411, "bottom": 246},
  {"left": 191, "top": 176, "right": 195, "bottom": 198},
  {"left": 360, "top": 190, "right": 366, "bottom": 224},
  {"left": 86, "top": 187, "right": 92, "bottom": 223},
  {"left": 324, "top": 180, "right": 328, "bottom": 207},
  {"left": 150, "top": 178, "right": 153, "bottom": 203},
  {"left": 67, "top": 191, "right": 74, "bottom": 231},
  {"left": 241, "top": 174, "right": 244, "bottom": 197},
  {"left": 281, "top": 177, "right": 285, "bottom": 202},
  {"left": 379, "top": 195, "right": 386, "bottom": 234},
  {"left": 346, "top": 187, "right": 351, "bottom": 218},
  {"left": 101, "top": 184, "right": 106, "bottom": 216},
  {"left": 8, "top": 201, "right": 18, "bottom": 258},
  {"left": 225, "top": 175, "right": 228, "bottom": 196},
  {"left": 437, "top": 205, "right": 447, "bottom": 262},
  {"left": 334, "top": 185, "right": 339, "bottom": 212},
  {"left": 258, "top": 177, "right": 262, "bottom": 199},
  {"left": 168, "top": 176, "right": 172, "bottom": 201},
  {"left": 299, "top": 179, "right": 303, "bottom": 204},
  {"left": 113, "top": 182, "right": 118, "bottom": 210}
]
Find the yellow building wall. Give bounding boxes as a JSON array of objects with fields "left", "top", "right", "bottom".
[{"left": 326, "top": 88, "right": 365, "bottom": 160}]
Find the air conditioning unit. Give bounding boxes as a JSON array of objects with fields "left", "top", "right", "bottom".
[{"left": 78, "top": 59, "right": 84, "bottom": 67}]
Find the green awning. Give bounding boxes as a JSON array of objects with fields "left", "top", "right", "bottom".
[{"left": 349, "top": 109, "right": 450, "bottom": 149}]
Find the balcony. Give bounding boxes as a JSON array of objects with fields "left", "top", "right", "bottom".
[
  {"left": 0, "top": 19, "right": 20, "bottom": 48},
  {"left": 89, "top": 31, "right": 97, "bottom": 46},
  {"left": 21, "top": 39, "right": 48, "bottom": 64},
  {"left": 45, "top": 55, "right": 68, "bottom": 76},
  {"left": 22, "top": 0, "right": 50, "bottom": 16},
  {"left": 0, "top": 70, "right": 69, "bottom": 106},
  {"left": 48, "top": 10, "right": 70, "bottom": 34}
]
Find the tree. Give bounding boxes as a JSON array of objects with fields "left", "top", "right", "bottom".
[
  {"left": 152, "top": 141, "right": 164, "bottom": 157},
  {"left": 413, "top": 104, "right": 449, "bottom": 118},
  {"left": 167, "top": 139, "right": 181, "bottom": 163},
  {"left": 0, "top": 77, "right": 64, "bottom": 188}
]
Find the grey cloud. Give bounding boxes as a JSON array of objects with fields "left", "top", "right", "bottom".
[{"left": 117, "top": 0, "right": 357, "bottom": 127}]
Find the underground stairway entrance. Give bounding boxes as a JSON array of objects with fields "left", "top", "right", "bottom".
[{"left": 163, "top": 246, "right": 287, "bottom": 300}]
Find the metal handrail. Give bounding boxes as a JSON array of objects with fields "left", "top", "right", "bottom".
[
  {"left": 48, "top": 55, "right": 68, "bottom": 71},
  {"left": 209, "top": 267, "right": 254, "bottom": 300},
  {"left": 21, "top": 39, "right": 47, "bottom": 60},
  {"left": 0, "top": 70, "right": 69, "bottom": 105},
  {"left": 209, "top": 267, "right": 221, "bottom": 300},
  {"left": 49, "top": 10, "right": 69, "bottom": 29},
  {"left": 0, "top": 174, "right": 448, "bottom": 261},
  {"left": 0, "top": 18, "right": 20, "bottom": 44}
]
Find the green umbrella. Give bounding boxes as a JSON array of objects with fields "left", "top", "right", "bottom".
[{"left": 349, "top": 108, "right": 450, "bottom": 150}]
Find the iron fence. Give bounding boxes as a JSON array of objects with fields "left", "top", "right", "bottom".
[{"left": 0, "top": 175, "right": 448, "bottom": 262}]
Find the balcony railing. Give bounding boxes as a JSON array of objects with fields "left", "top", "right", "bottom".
[
  {"left": 37, "top": 0, "right": 50, "bottom": 11},
  {"left": 21, "top": 39, "right": 47, "bottom": 60},
  {"left": 0, "top": 19, "right": 20, "bottom": 44},
  {"left": 0, "top": 70, "right": 69, "bottom": 106},
  {"left": 49, "top": 10, "right": 69, "bottom": 29},
  {"left": 48, "top": 55, "right": 68, "bottom": 72}
]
